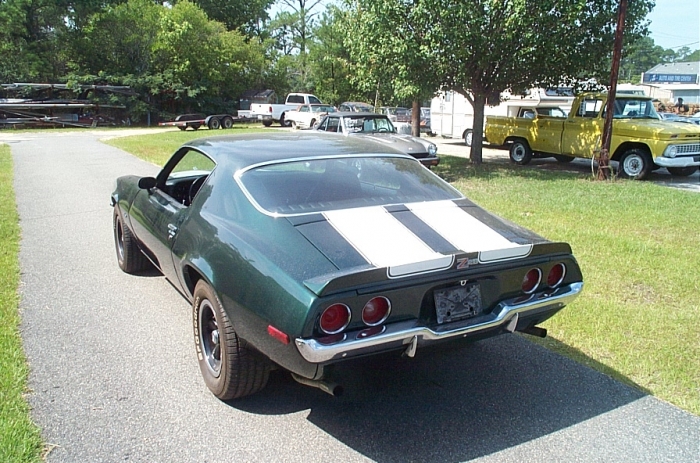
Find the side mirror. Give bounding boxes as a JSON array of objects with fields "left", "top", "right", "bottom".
[{"left": 138, "top": 177, "right": 157, "bottom": 189}]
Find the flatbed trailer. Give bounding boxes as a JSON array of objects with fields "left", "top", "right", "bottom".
[{"left": 159, "top": 113, "right": 238, "bottom": 130}]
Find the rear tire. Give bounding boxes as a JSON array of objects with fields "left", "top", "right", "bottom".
[
  {"left": 262, "top": 120, "right": 272, "bottom": 127},
  {"left": 509, "top": 140, "right": 533, "bottom": 165},
  {"left": 618, "top": 148, "right": 652, "bottom": 180},
  {"left": 667, "top": 166, "right": 697, "bottom": 177},
  {"left": 113, "top": 207, "right": 151, "bottom": 274},
  {"left": 221, "top": 116, "right": 234, "bottom": 129},
  {"left": 193, "top": 281, "right": 270, "bottom": 400}
]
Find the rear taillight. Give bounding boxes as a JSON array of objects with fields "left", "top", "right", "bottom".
[
  {"left": 362, "top": 296, "right": 391, "bottom": 326},
  {"left": 268, "top": 105, "right": 273, "bottom": 113},
  {"left": 547, "top": 263, "right": 566, "bottom": 287},
  {"left": 319, "top": 303, "right": 351, "bottom": 334},
  {"left": 521, "top": 268, "right": 542, "bottom": 294}
]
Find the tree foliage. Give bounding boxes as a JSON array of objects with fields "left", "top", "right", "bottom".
[
  {"left": 342, "top": 0, "right": 442, "bottom": 135},
  {"left": 179, "top": 0, "right": 275, "bottom": 35}
]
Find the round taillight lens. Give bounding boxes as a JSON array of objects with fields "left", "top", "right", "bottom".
[
  {"left": 362, "top": 296, "right": 391, "bottom": 326},
  {"left": 319, "top": 303, "right": 351, "bottom": 334},
  {"left": 547, "top": 263, "right": 566, "bottom": 287},
  {"left": 521, "top": 268, "right": 542, "bottom": 294}
]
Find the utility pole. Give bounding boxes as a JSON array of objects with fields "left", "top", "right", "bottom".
[{"left": 598, "top": 0, "right": 628, "bottom": 180}]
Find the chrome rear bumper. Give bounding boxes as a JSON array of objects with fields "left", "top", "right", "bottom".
[{"left": 295, "top": 282, "right": 583, "bottom": 363}]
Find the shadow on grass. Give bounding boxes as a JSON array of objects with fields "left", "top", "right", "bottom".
[
  {"left": 229, "top": 335, "right": 649, "bottom": 463},
  {"left": 434, "top": 153, "right": 589, "bottom": 185}
]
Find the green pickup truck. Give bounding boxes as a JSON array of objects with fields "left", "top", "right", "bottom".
[{"left": 484, "top": 93, "right": 700, "bottom": 179}]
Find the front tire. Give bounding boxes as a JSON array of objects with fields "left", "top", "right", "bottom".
[
  {"left": 291, "top": 121, "right": 297, "bottom": 130},
  {"left": 207, "top": 118, "right": 220, "bottom": 130},
  {"left": 509, "top": 139, "right": 533, "bottom": 165},
  {"left": 193, "top": 281, "right": 270, "bottom": 400},
  {"left": 463, "top": 129, "right": 473, "bottom": 147},
  {"left": 113, "top": 207, "right": 151, "bottom": 274},
  {"left": 667, "top": 166, "right": 697, "bottom": 177},
  {"left": 280, "top": 114, "right": 291, "bottom": 127},
  {"left": 618, "top": 149, "right": 652, "bottom": 180}
]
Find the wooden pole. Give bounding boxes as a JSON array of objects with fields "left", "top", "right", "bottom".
[{"left": 598, "top": 0, "right": 628, "bottom": 180}]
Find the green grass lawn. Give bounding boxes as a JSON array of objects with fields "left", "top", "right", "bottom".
[
  {"left": 433, "top": 156, "right": 699, "bottom": 415},
  {"left": 0, "top": 144, "right": 43, "bottom": 462},
  {"left": 102, "top": 126, "right": 269, "bottom": 165}
]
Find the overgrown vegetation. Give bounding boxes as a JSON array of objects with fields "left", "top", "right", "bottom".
[
  {"left": 0, "top": 144, "right": 43, "bottom": 462},
  {"left": 0, "top": 0, "right": 696, "bottom": 121}
]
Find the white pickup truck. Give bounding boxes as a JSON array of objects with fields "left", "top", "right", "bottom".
[{"left": 250, "top": 93, "right": 322, "bottom": 127}]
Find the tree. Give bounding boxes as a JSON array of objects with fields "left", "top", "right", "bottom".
[
  {"left": 620, "top": 36, "right": 667, "bottom": 83},
  {"left": 180, "top": 0, "right": 275, "bottom": 35},
  {"left": 423, "top": 0, "right": 653, "bottom": 164},
  {"left": 307, "top": 6, "right": 357, "bottom": 104},
  {"left": 342, "top": 0, "right": 442, "bottom": 136},
  {"left": 269, "top": 0, "right": 325, "bottom": 90}
]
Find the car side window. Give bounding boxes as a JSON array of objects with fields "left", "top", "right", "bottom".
[
  {"left": 161, "top": 149, "right": 216, "bottom": 206},
  {"left": 300, "top": 106, "right": 309, "bottom": 112},
  {"left": 308, "top": 96, "right": 321, "bottom": 104},
  {"left": 577, "top": 98, "right": 603, "bottom": 118},
  {"left": 326, "top": 117, "right": 340, "bottom": 133}
]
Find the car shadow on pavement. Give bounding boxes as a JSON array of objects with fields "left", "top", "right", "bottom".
[{"left": 230, "top": 335, "right": 648, "bottom": 462}]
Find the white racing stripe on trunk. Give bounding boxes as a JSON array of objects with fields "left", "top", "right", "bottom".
[
  {"left": 407, "top": 201, "right": 532, "bottom": 262},
  {"left": 323, "top": 206, "right": 452, "bottom": 276}
]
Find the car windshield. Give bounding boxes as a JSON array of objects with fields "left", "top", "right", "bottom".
[
  {"left": 238, "top": 157, "right": 462, "bottom": 215},
  {"left": 343, "top": 116, "right": 395, "bottom": 133},
  {"left": 611, "top": 99, "right": 660, "bottom": 119}
]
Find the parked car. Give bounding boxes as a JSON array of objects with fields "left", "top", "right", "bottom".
[
  {"left": 338, "top": 101, "right": 374, "bottom": 112},
  {"left": 658, "top": 112, "right": 685, "bottom": 122},
  {"left": 315, "top": 112, "right": 439, "bottom": 167},
  {"left": 111, "top": 133, "right": 583, "bottom": 400},
  {"left": 250, "top": 92, "right": 322, "bottom": 127},
  {"left": 285, "top": 104, "right": 336, "bottom": 129},
  {"left": 379, "top": 106, "right": 411, "bottom": 123}
]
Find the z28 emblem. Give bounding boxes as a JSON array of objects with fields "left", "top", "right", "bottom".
[{"left": 456, "top": 257, "right": 478, "bottom": 269}]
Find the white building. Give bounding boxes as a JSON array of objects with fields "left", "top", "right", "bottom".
[{"left": 640, "top": 61, "right": 700, "bottom": 105}]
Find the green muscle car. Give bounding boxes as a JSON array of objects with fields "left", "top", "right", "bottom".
[{"left": 111, "top": 133, "right": 583, "bottom": 400}]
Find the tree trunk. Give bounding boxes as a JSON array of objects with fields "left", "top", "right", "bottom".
[
  {"left": 412, "top": 99, "right": 420, "bottom": 137},
  {"left": 470, "top": 93, "right": 487, "bottom": 164}
]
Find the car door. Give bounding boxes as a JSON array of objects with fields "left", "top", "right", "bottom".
[
  {"left": 561, "top": 97, "right": 604, "bottom": 159},
  {"left": 129, "top": 148, "right": 215, "bottom": 286}
]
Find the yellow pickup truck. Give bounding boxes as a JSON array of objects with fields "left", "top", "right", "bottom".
[{"left": 484, "top": 93, "right": 700, "bottom": 179}]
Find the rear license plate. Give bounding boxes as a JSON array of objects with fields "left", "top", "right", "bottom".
[{"left": 434, "top": 283, "right": 482, "bottom": 324}]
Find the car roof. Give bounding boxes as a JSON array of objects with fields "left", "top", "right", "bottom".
[
  {"left": 183, "top": 132, "right": 409, "bottom": 171},
  {"left": 325, "top": 112, "right": 385, "bottom": 117}
]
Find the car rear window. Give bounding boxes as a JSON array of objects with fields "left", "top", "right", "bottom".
[{"left": 238, "top": 157, "right": 461, "bottom": 215}]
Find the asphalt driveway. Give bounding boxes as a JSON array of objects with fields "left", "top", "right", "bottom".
[{"left": 5, "top": 130, "right": 700, "bottom": 462}]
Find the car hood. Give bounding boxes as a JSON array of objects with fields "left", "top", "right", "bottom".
[
  {"left": 352, "top": 132, "right": 433, "bottom": 153},
  {"left": 288, "top": 199, "right": 564, "bottom": 296},
  {"left": 614, "top": 119, "right": 700, "bottom": 141}
]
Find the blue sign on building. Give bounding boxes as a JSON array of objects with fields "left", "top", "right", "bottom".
[{"left": 643, "top": 74, "right": 698, "bottom": 84}]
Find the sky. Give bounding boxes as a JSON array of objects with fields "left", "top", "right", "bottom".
[{"left": 642, "top": 0, "right": 699, "bottom": 50}]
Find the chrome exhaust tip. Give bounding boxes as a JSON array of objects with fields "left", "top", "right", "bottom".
[{"left": 291, "top": 373, "right": 344, "bottom": 397}]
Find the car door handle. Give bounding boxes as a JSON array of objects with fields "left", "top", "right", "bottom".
[{"left": 167, "top": 223, "right": 178, "bottom": 239}]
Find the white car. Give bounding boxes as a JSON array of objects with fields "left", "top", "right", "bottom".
[{"left": 285, "top": 104, "right": 336, "bottom": 129}]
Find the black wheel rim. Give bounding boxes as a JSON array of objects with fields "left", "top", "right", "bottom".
[{"left": 199, "top": 299, "right": 222, "bottom": 377}]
